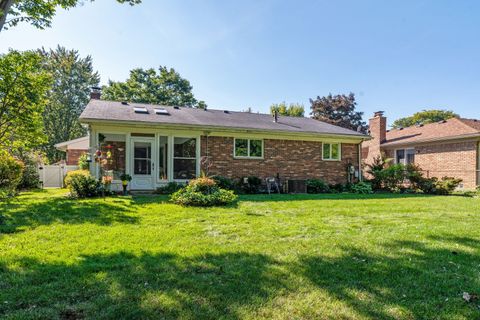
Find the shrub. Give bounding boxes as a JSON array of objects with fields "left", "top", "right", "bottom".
[
  {"left": 64, "top": 170, "right": 90, "bottom": 188},
  {"left": 239, "top": 176, "right": 262, "bottom": 194},
  {"left": 155, "top": 182, "right": 183, "bottom": 195},
  {"left": 0, "top": 152, "right": 24, "bottom": 198},
  {"left": 433, "top": 176, "right": 462, "bottom": 195},
  {"left": 350, "top": 182, "right": 373, "bottom": 194},
  {"left": 68, "top": 173, "right": 102, "bottom": 198},
  {"left": 365, "top": 154, "right": 392, "bottom": 190},
  {"left": 329, "top": 183, "right": 351, "bottom": 193},
  {"left": 212, "top": 175, "right": 236, "bottom": 191},
  {"left": 16, "top": 151, "right": 41, "bottom": 189},
  {"left": 78, "top": 154, "right": 89, "bottom": 170},
  {"left": 171, "top": 177, "right": 237, "bottom": 206},
  {"left": 381, "top": 164, "right": 406, "bottom": 191},
  {"left": 306, "top": 179, "right": 330, "bottom": 193}
]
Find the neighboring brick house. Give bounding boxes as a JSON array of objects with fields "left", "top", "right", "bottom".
[
  {"left": 54, "top": 136, "right": 89, "bottom": 165},
  {"left": 79, "top": 97, "right": 368, "bottom": 191},
  {"left": 363, "top": 111, "right": 480, "bottom": 189}
]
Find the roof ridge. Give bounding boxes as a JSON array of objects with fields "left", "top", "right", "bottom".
[
  {"left": 457, "top": 118, "right": 480, "bottom": 132},
  {"left": 452, "top": 117, "right": 480, "bottom": 133}
]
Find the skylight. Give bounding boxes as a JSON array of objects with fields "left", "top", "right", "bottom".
[
  {"left": 154, "top": 108, "right": 169, "bottom": 115},
  {"left": 133, "top": 107, "right": 148, "bottom": 114}
]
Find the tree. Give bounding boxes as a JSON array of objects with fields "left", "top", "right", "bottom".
[
  {"left": 0, "top": 0, "right": 141, "bottom": 32},
  {"left": 40, "top": 46, "right": 100, "bottom": 162},
  {"left": 0, "top": 50, "right": 51, "bottom": 152},
  {"left": 391, "top": 109, "right": 458, "bottom": 129},
  {"left": 102, "top": 67, "right": 202, "bottom": 108},
  {"left": 310, "top": 93, "right": 367, "bottom": 132},
  {"left": 270, "top": 102, "right": 304, "bottom": 117}
]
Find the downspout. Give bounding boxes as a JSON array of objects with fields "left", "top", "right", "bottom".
[{"left": 358, "top": 142, "right": 363, "bottom": 182}]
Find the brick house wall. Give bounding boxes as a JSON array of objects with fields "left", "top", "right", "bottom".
[
  {"left": 66, "top": 149, "right": 87, "bottom": 166},
  {"left": 384, "top": 140, "right": 479, "bottom": 189},
  {"left": 200, "top": 136, "right": 360, "bottom": 184}
]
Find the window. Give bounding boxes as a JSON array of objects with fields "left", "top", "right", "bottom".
[
  {"left": 396, "top": 149, "right": 415, "bottom": 165},
  {"left": 159, "top": 136, "right": 168, "bottom": 180},
  {"left": 133, "top": 142, "right": 152, "bottom": 175},
  {"left": 322, "top": 143, "right": 341, "bottom": 160},
  {"left": 173, "top": 137, "right": 197, "bottom": 179},
  {"left": 98, "top": 133, "right": 126, "bottom": 180},
  {"left": 234, "top": 139, "right": 263, "bottom": 158}
]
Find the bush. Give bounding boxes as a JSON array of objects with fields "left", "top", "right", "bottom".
[
  {"left": 0, "top": 151, "right": 24, "bottom": 198},
  {"left": 365, "top": 155, "right": 392, "bottom": 190},
  {"left": 171, "top": 177, "right": 237, "bottom": 206},
  {"left": 78, "top": 153, "right": 89, "bottom": 170},
  {"left": 306, "top": 179, "right": 330, "bottom": 193},
  {"left": 350, "top": 182, "right": 373, "bottom": 194},
  {"left": 16, "top": 152, "right": 41, "bottom": 189},
  {"left": 64, "top": 170, "right": 90, "bottom": 188},
  {"left": 328, "top": 183, "right": 351, "bottom": 193},
  {"left": 433, "top": 177, "right": 462, "bottom": 195},
  {"left": 155, "top": 182, "right": 183, "bottom": 194},
  {"left": 68, "top": 173, "right": 102, "bottom": 198},
  {"left": 239, "top": 176, "right": 262, "bottom": 194},
  {"left": 212, "top": 175, "right": 236, "bottom": 191}
]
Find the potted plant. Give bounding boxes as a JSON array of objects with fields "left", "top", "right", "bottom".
[{"left": 120, "top": 173, "right": 132, "bottom": 195}]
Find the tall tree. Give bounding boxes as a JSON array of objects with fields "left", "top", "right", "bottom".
[
  {"left": 270, "top": 102, "right": 304, "bottom": 117},
  {"left": 0, "top": 50, "right": 51, "bottom": 152},
  {"left": 102, "top": 67, "right": 204, "bottom": 108},
  {"left": 40, "top": 46, "right": 100, "bottom": 162},
  {"left": 0, "top": 0, "right": 141, "bottom": 32},
  {"left": 310, "top": 93, "right": 367, "bottom": 132},
  {"left": 391, "top": 109, "right": 458, "bottom": 129}
]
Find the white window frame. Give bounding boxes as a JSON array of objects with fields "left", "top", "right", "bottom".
[
  {"left": 322, "top": 143, "right": 341, "bottom": 161},
  {"left": 172, "top": 136, "right": 199, "bottom": 181},
  {"left": 395, "top": 148, "right": 415, "bottom": 165},
  {"left": 233, "top": 138, "right": 264, "bottom": 159}
]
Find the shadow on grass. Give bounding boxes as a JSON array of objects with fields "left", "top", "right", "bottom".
[
  {"left": 239, "top": 193, "right": 434, "bottom": 202},
  {"left": 0, "top": 252, "right": 287, "bottom": 319},
  {"left": 1, "top": 236, "right": 479, "bottom": 319},
  {"left": 0, "top": 195, "right": 139, "bottom": 234},
  {"left": 297, "top": 236, "right": 480, "bottom": 319}
]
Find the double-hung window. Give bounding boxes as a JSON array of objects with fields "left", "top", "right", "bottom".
[
  {"left": 396, "top": 149, "right": 415, "bottom": 165},
  {"left": 322, "top": 143, "right": 341, "bottom": 161},
  {"left": 234, "top": 139, "right": 263, "bottom": 158}
]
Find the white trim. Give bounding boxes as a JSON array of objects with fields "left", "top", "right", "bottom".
[
  {"left": 233, "top": 138, "right": 264, "bottom": 159},
  {"left": 322, "top": 142, "right": 341, "bottom": 161}
]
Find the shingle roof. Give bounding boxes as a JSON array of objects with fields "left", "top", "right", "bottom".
[
  {"left": 382, "top": 117, "right": 480, "bottom": 146},
  {"left": 80, "top": 100, "right": 367, "bottom": 138}
]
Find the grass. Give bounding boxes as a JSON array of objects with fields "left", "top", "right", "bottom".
[{"left": 1, "top": 190, "right": 480, "bottom": 319}]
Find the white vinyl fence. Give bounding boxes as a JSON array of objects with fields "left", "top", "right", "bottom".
[{"left": 38, "top": 165, "right": 79, "bottom": 188}]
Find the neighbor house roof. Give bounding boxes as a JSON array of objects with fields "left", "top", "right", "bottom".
[
  {"left": 80, "top": 100, "right": 368, "bottom": 138},
  {"left": 382, "top": 118, "right": 480, "bottom": 147},
  {"left": 54, "top": 136, "right": 89, "bottom": 151}
]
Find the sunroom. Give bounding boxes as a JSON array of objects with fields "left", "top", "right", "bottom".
[{"left": 90, "top": 127, "right": 201, "bottom": 191}]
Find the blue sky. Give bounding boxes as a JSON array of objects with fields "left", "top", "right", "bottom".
[{"left": 1, "top": 0, "right": 479, "bottom": 125}]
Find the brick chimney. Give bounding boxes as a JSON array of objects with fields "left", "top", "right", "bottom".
[
  {"left": 90, "top": 86, "right": 101, "bottom": 100},
  {"left": 363, "top": 111, "right": 387, "bottom": 166},
  {"left": 369, "top": 111, "right": 386, "bottom": 143}
]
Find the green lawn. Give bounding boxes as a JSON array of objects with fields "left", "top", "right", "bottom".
[{"left": 1, "top": 190, "right": 479, "bottom": 320}]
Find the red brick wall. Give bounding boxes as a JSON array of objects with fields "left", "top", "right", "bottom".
[
  {"left": 66, "top": 149, "right": 88, "bottom": 165},
  {"left": 201, "top": 136, "right": 360, "bottom": 184},
  {"left": 384, "top": 140, "right": 479, "bottom": 189}
]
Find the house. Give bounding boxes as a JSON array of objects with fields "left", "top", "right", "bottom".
[
  {"left": 54, "top": 136, "right": 89, "bottom": 165},
  {"left": 79, "top": 95, "right": 368, "bottom": 191},
  {"left": 363, "top": 111, "right": 480, "bottom": 189}
]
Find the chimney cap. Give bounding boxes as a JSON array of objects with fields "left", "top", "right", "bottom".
[{"left": 374, "top": 111, "right": 385, "bottom": 117}]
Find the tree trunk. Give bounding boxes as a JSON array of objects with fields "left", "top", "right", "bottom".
[{"left": 0, "top": 0, "right": 14, "bottom": 33}]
